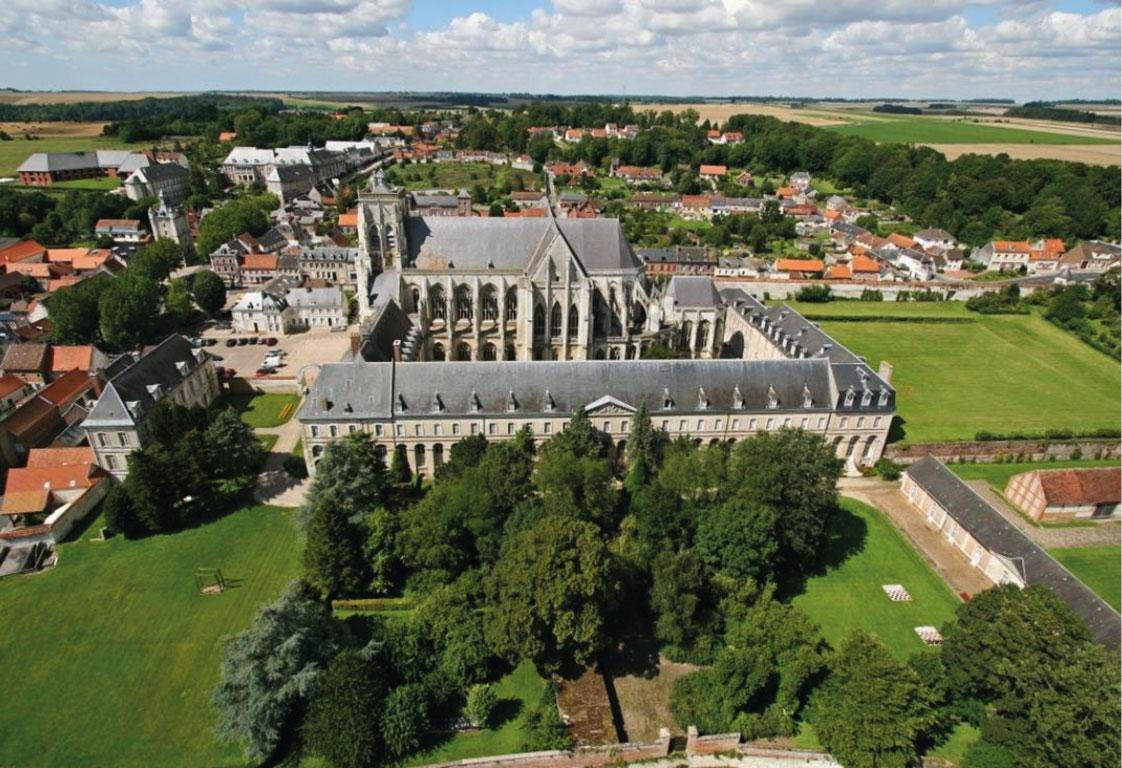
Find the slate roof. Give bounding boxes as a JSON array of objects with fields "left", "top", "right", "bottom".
[
  {"left": 404, "top": 217, "right": 640, "bottom": 275},
  {"left": 299, "top": 358, "right": 842, "bottom": 423},
  {"left": 286, "top": 286, "right": 344, "bottom": 310},
  {"left": 127, "top": 162, "right": 186, "bottom": 184},
  {"left": 667, "top": 276, "right": 724, "bottom": 307},
  {"left": 300, "top": 246, "right": 357, "bottom": 264},
  {"left": 906, "top": 456, "right": 1120, "bottom": 649},
  {"left": 82, "top": 335, "right": 207, "bottom": 428},
  {"left": 410, "top": 193, "right": 460, "bottom": 208}
]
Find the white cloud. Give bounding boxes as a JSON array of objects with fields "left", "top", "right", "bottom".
[{"left": 2, "top": 0, "right": 1118, "bottom": 100}]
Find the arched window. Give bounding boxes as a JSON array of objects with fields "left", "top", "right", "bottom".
[
  {"left": 481, "top": 285, "right": 498, "bottom": 321},
  {"left": 312, "top": 445, "right": 323, "bottom": 458},
  {"left": 375, "top": 445, "right": 387, "bottom": 465},
  {"left": 430, "top": 284, "right": 446, "bottom": 320},
  {"left": 533, "top": 304, "right": 545, "bottom": 337},
  {"left": 410, "top": 286, "right": 420, "bottom": 312},
  {"left": 505, "top": 288, "right": 518, "bottom": 322},
  {"left": 455, "top": 285, "right": 472, "bottom": 321},
  {"left": 482, "top": 343, "right": 497, "bottom": 361},
  {"left": 567, "top": 305, "right": 579, "bottom": 339},
  {"left": 592, "top": 291, "right": 606, "bottom": 336},
  {"left": 697, "top": 320, "right": 711, "bottom": 351},
  {"left": 609, "top": 347, "right": 621, "bottom": 360},
  {"left": 432, "top": 342, "right": 446, "bottom": 361},
  {"left": 414, "top": 443, "right": 426, "bottom": 468},
  {"left": 456, "top": 342, "right": 472, "bottom": 361},
  {"left": 550, "top": 302, "right": 562, "bottom": 337},
  {"left": 432, "top": 443, "right": 444, "bottom": 467},
  {"left": 678, "top": 320, "right": 693, "bottom": 351}
]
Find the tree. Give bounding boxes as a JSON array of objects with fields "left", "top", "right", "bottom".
[
  {"left": 300, "top": 432, "right": 389, "bottom": 531},
  {"left": 726, "top": 429, "right": 841, "bottom": 567},
  {"left": 390, "top": 445, "right": 412, "bottom": 484},
  {"left": 303, "top": 651, "right": 386, "bottom": 768},
  {"left": 98, "top": 274, "right": 161, "bottom": 350},
  {"left": 213, "top": 581, "right": 337, "bottom": 760},
  {"left": 164, "top": 277, "right": 193, "bottom": 331},
  {"left": 381, "top": 684, "right": 429, "bottom": 759},
  {"left": 697, "top": 497, "right": 781, "bottom": 582},
  {"left": 304, "top": 491, "right": 371, "bottom": 598},
  {"left": 192, "top": 269, "right": 226, "bottom": 315},
  {"left": 649, "top": 546, "right": 716, "bottom": 656},
  {"left": 203, "top": 407, "right": 261, "bottom": 484},
  {"left": 533, "top": 447, "right": 618, "bottom": 530},
  {"left": 486, "top": 515, "right": 615, "bottom": 673},
  {"left": 47, "top": 277, "right": 108, "bottom": 344},
  {"left": 624, "top": 403, "right": 658, "bottom": 492},
  {"left": 811, "top": 631, "right": 932, "bottom": 768},
  {"left": 196, "top": 195, "right": 273, "bottom": 257},
  {"left": 464, "top": 683, "right": 498, "bottom": 728},
  {"left": 520, "top": 688, "right": 573, "bottom": 751},
  {"left": 131, "top": 239, "right": 183, "bottom": 282}
]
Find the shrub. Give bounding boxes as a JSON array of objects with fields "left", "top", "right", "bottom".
[
  {"left": 1071, "top": 447, "right": 1083, "bottom": 460},
  {"left": 464, "top": 683, "right": 498, "bottom": 728},
  {"left": 874, "top": 458, "right": 903, "bottom": 481},
  {"left": 795, "top": 284, "right": 832, "bottom": 303},
  {"left": 859, "top": 288, "right": 883, "bottom": 302},
  {"left": 282, "top": 454, "right": 308, "bottom": 479}
]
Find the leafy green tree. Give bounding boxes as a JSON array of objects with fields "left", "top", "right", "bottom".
[
  {"left": 304, "top": 492, "right": 371, "bottom": 598},
  {"left": 203, "top": 407, "right": 261, "bottom": 483},
  {"left": 650, "top": 546, "right": 716, "bottom": 655},
  {"left": 520, "top": 688, "right": 573, "bottom": 751},
  {"left": 99, "top": 274, "right": 161, "bottom": 350},
  {"left": 303, "top": 651, "right": 386, "bottom": 768},
  {"left": 213, "top": 581, "right": 337, "bottom": 760},
  {"left": 196, "top": 196, "right": 273, "bottom": 257},
  {"left": 381, "top": 683, "right": 429, "bottom": 759},
  {"left": 465, "top": 683, "right": 498, "bottom": 728},
  {"left": 811, "top": 630, "right": 932, "bottom": 768},
  {"left": 131, "top": 239, "right": 183, "bottom": 282},
  {"left": 164, "top": 277, "right": 193, "bottom": 330},
  {"left": 365, "top": 506, "right": 400, "bottom": 595},
  {"left": 623, "top": 403, "right": 658, "bottom": 492},
  {"left": 390, "top": 445, "right": 412, "bottom": 484},
  {"left": 533, "top": 447, "right": 618, "bottom": 530},
  {"left": 300, "top": 432, "right": 389, "bottom": 531},
  {"left": 47, "top": 277, "right": 109, "bottom": 344},
  {"left": 697, "top": 497, "right": 781, "bottom": 581},
  {"left": 414, "top": 581, "right": 493, "bottom": 690},
  {"left": 726, "top": 429, "right": 841, "bottom": 567},
  {"left": 486, "top": 515, "right": 615, "bottom": 673},
  {"left": 192, "top": 269, "right": 226, "bottom": 315},
  {"left": 435, "top": 433, "right": 488, "bottom": 481}
]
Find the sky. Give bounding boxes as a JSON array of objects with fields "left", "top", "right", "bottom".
[{"left": 3, "top": 0, "right": 1120, "bottom": 100}]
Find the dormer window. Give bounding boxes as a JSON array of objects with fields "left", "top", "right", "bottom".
[
  {"left": 732, "top": 385, "right": 744, "bottom": 410},
  {"left": 431, "top": 392, "right": 444, "bottom": 413},
  {"left": 861, "top": 389, "right": 873, "bottom": 407},
  {"left": 146, "top": 384, "right": 162, "bottom": 399},
  {"left": 544, "top": 389, "right": 555, "bottom": 412},
  {"left": 506, "top": 389, "right": 518, "bottom": 413},
  {"left": 802, "top": 383, "right": 813, "bottom": 409},
  {"left": 697, "top": 387, "right": 709, "bottom": 410},
  {"left": 844, "top": 386, "right": 855, "bottom": 407},
  {"left": 469, "top": 390, "right": 482, "bottom": 413},
  {"left": 767, "top": 385, "right": 779, "bottom": 409},
  {"left": 662, "top": 387, "right": 674, "bottom": 410},
  {"left": 397, "top": 394, "right": 408, "bottom": 412},
  {"left": 175, "top": 361, "right": 189, "bottom": 376},
  {"left": 878, "top": 388, "right": 889, "bottom": 407}
]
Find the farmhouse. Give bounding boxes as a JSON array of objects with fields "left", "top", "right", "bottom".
[
  {"left": 1004, "top": 467, "right": 1121, "bottom": 522},
  {"left": 901, "top": 456, "right": 1120, "bottom": 648}
]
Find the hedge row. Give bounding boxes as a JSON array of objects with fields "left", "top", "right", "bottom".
[
  {"left": 798, "top": 315, "right": 975, "bottom": 324},
  {"left": 331, "top": 597, "right": 416, "bottom": 612},
  {"left": 974, "top": 428, "right": 1122, "bottom": 442}
]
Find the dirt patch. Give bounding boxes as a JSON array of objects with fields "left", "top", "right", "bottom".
[
  {"left": 927, "top": 142, "right": 1121, "bottom": 166},
  {"left": 637, "top": 102, "right": 847, "bottom": 127},
  {"left": 0, "top": 121, "right": 109, "bottom": 138},
  {"left": 556, "top": 667, "right": 618, "bottom": 747},
  {"left": 610, "top": 656, "right": 697, "bottom": 742}
]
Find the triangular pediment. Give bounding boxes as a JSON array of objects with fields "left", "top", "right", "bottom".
[{"left": 584, "top": 395, "right": 636, "bottom": 415}]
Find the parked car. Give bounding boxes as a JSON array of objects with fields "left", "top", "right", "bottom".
[
  {"left": 255, "top": 366, "right": 276, "bottom": 376},
  {"left": 236, "top": 338, "right": 249, "bottom": 346},
  {"left": 204, "top": 338, "right": 218, "bottom": 347},
  {"left": 249, "top": 337, "right": 261, "bottom": 345},
  {"left": 264, "top": 337, "right": 278, "bottom": 347},
  {"left": 225, "top": 338, "right": 237, "bottom": 347}
]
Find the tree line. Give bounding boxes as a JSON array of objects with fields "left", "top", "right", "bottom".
[
  {"left": 210, "top": 409, "right": 1119, "bottom": 768},
  {"left": 0, "top": 94, "right": 282, "bottom": 124}
]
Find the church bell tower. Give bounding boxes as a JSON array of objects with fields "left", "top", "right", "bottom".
[{"left": 356, "top": 169, "right": 408, "bottom": 317}]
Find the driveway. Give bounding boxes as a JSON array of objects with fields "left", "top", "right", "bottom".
[
  {"left": 254, "top": 415, "right": 310, "bottom": 508},
  {"left": 839, "top": 476, "right": 992, "bottom": 599},
  {"left": 201, "top": 323, "right": 355, "bottom": 382}
]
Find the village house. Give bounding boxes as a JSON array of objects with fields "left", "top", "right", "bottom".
[
  {"left": 1059, "top": 241, "right": 1121, "bottom": 272},
  {"left": 0, "top": 368, "right": 104, "bottom": 461},
  {"left": 409, "top": 191, "right": 473, "bottom": 217},
  {"left": 912, "top": 228, "right": 956, "bottom": 251},
  {"left": 0, "top": 447, "right": 110, "bottom": 547},
  {"left": 82, "top": 335, "right": 219, "bottom": 478},
  {"left": 266, "top": 165, "right": 316, "bottom": 205},
  {"left": 902, "top": 456, "right": 1120, "bottom": 648},
  {"left": 0, "top": 374, "right": 33, "bottom": 414},
  {"left": 15, "top": 149, "right": 165, "bottom": 186},
  {"left": 637, "top": 247, "right": 717, "bottom": 277},
  {"left": 510, "top": 191, "right": 548, "bottom": 209},
  {"left": 611, "top": 165, "right": 666, "bottom": 186},
  {"left": 299, "top": 247, "right": 359, "bottom": 287},
  {"left": 1004, "top": 467, "right": 1121, "bottom": 522},
  {"left": 95, "top": 219, "right": 149, "bottom": 247},
  {"left": 630, "top": 193, "right": 681, "bottom": 211},
  {"left": 773, "top": 258, "right": 825, "bottom": 279},
  {"left": 699, "top": 164, "right": 727, "bottom": 183},
  {"left": 974, "top": 240, "right": 1032, "bottom": 272},
  {"left": 231, "top": 286, "right": 347, "bottom": 335}
]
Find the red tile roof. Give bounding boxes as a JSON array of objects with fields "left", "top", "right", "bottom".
[
  {"left": 851, "top": 255, "right": 881, "bottom": 273},
  {"left": 2, "top": 462, "right": 103, "bottom": 515},
  {"left": 1034, "top": 468, "right": 1121, "bottom": 507},
  {"left": 26, "top": 447, "right": 97, "bottom": 468},
  {"left": 888, "top": 233, "right": 916, "bottom": 249},
  {"left": 37, "top": 369, "right": 96, "bottom": 407},
  {"left": 824, "top": 265, "right": 852, "bottom": 280},
  {"left": 47, "top": 346, "right": 95, "bottom": 373},
  {"left": 337, "top": 211, "right": 358, "bottom": 228},
  {"left": 699, "top": 164, "right": 727, "bottom": 176},
  {"left": 0, "top": 373, "right": 29, "bottom": 399},
  {"left": 243, "top": 253, "right": 278, "bottom": 271},
  {"left": 776, "top": 259, "right": 825, "bottom": 273},
  {"left": 0, "top": 240, "right": 48, "bottom": 264}
]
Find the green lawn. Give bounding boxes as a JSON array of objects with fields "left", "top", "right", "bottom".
[
  {"left": 825, "top": 116, "right": 1119, "bottom": 145},
  {"left": 387, "top": 162, "right": 540, "bottom": 193},
  {"left": 404, "top": 661, "right": 549, "bottom": 766},
  {"left": 256, "top": 433, "right": 279, "bottom": 452},
  {"left": 0, "top": 505, "right": 302, "bottom": 768},
  {"left": 47, "top": 176, "right": 123, "bottom": 191},
  {"left": 223, "top": 392, "right": 301, "bottom": 428},
  {"left": 1049, "top": 546, "right": 1122, "bottom": 611},
  {"left": 931, "top": 723, "right": 981, "bottom": 765},
  {"left": 792, "top": 498, "right": 960, "bottom": 659},
  {"left": 0, "top": 135, "right": 144, "bottom": 177},
  {"left": 950, "top": 458, "right": 1119, "bottom": 492},
  {"left": 789, "top": 304, "right": 1121, "bottom": 443}
]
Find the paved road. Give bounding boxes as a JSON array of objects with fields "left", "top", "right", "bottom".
[{"left": 839, "top": 477, "right": 992, "bottom": 599}]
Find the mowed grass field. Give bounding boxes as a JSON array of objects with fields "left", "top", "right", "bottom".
[
  {"left": 825, "top": 115, "right": 1118, "bottom": 145},
  {"left": 0, "top": 134, "right": 145, "bottom": 177},
  {"left": 0, "top": 505, "right": 302, "bottom": 768},
  {"left": 783, "top": 301, "right": 1122, "bottom": 443},
  {"left": 387, "top": 162, "right": 540, "bottom": 192},
  {"left": 223, "top": 391, "right": 301, "bottom": 428},
  {"left": 1049, "top": 546, "right": 1122, "bottom": 611},
  {"left": 792, "top": 498, "right": 960, "bottom": 659},
  {"left": 950, "top": 458, "right": 1120, "bottom": 492}
]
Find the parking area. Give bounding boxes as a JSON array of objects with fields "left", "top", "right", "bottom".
[{"left": 198, "top": 324, "right": 356, "bottom": 382}]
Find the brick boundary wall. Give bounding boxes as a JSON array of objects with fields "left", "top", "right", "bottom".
[
  {"left": 887, "top": 440, "right": 1120, "bottom": 464},
  {"left": 687, "top": 726, "right": 742, "bottom": 755}
]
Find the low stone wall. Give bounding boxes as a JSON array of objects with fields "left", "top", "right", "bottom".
[
  {"left": 420, "top": 730, "right": 671, "bottom": 768},
  {"left": 687, "top": 727, "right": 741, "bottom": 756},
  {"left": 714, "top": 277, "right": 990, "bottom": 302},
  {"left": 887, "top": 439, "right": 1120, "bottom": 464}
]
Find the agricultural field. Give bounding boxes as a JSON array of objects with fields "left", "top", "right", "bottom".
[
  {"left": 824, "top": 115, "right": 1118, "bottom": 145},
  {"left": 0, "top": 91, "right": 185, "bottom": 105},
  {"left": 784, "top": 301, "right": 1122, "bottom": 443},
  {"left": 1049, "top": 546, "right": 1122, "bottom": 611},
  {"left": 386, "top": 162, "right": 541, "bottom": 194},
  {"left": 791, "top": 498, "right": 960, "bottom": 659},
  {"left": 0, "top": 504, "right": 303, "bottom": 768}
]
